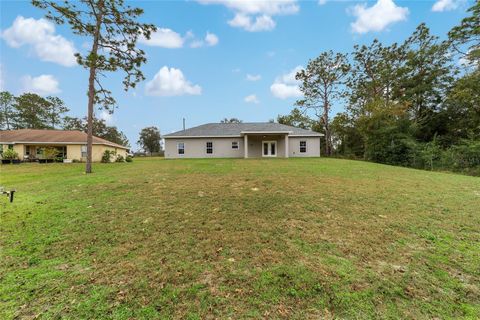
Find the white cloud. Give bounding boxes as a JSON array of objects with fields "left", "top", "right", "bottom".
[
  {"left": 270, "top": 65, "right": 303, "bottom": 99},
  {"left": 432, "top": 0, "right": 462, "bottom": 12},
  {"left": 22, "top": 74, "right": 61, "bottom": 95},
  {"left": 145, "top": 66, "right": 202, "bottom": 97},
  {"left": 349, "top": 0, "right": 409, "bottom": 34},
  {"left": 197, "top": 0, "right": 299, "bottom": 32},
  {"left": 246, "top": 74, "right": 261, "bottom": 81},
  {"left": 205, "top": 32, "right": 219, "bottom": 46},
  {"left": 1, "top": 16, "right": 77, "bottom": 67},
  {"left": 139, "top": 28, "right": 185, "bottom": 48},
  {"left": 189, "top": 32, "right": 219, "bottom": 48},
  {"left": 318, "top": 0, "right": 327, "bottom": 5},
  {"left": 228, "top": 13, "right": 276, "bottom": 32},
  {"left": 244, "top": 94, "right": 260, "bottom": 104}
]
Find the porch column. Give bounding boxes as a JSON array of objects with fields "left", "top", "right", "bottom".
[
  {"left": 285, "top": 135, "right": 289, "bottom": 158},
  {"left": 244, "top": 134, "right": 248, "bottom": 158}
]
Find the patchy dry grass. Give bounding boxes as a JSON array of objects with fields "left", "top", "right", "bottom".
[{"left": 1, "top": 158, "right": 479, "bottom": 319}]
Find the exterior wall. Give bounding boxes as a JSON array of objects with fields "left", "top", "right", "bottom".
[
  {"left": 0, "top": 143, "right": 127, "bottom": 162},
  {"left": 67, "top": 145, "right": 82, "bottom": 160},
  {"left": 288, "top": 137, "right": 321, "bottom": 157},
  {"left": 165, "top": 136, "right": 321, "bottom": 159},
  {"left": 0, "top": 144, "right": 24, "bottom": 159},
  {"left": 165, "top": 138, "right": 244, "bottom": 159}
]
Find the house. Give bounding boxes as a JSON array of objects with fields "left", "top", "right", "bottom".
[
  {"left": 164, "top": 122, "right": 323, "bottom": 159},
  {"left": 0, "top": 129, "right": 128, "bottom": 162}
]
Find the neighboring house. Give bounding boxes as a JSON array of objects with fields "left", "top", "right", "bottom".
[
  {"left": 164, "top": 122, "right": 323, "bottom": 159},
  {"left": 0, "top": 129, "right": 128, "bottom": 162}
]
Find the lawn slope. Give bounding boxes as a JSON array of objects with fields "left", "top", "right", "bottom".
[{"left": 1, "top": 158, "right": 479, "bottom": 319}]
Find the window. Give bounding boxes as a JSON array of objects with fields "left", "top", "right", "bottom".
[
  {"left": 0, "top": 145, "right": 3, "bottom": 155},
  {"left": 232, "top": 141, "right": 239, "bottom": 149},
  {"left": 81, "top": 145, "right": 87, "bottom": 158},
  {"left": 300, "top": 141, "right": 307, "bottom": 153},
  {"left": 178, "top": 142, "right": 185, "bottom": 155},
  {"left": 8, "top": 144, "right": 13, "bottom": 150},
  {"left": 206, "top": 142, "right": 213, "bottom": 154},
  {"left": 37, "top": 147, "right": 44, "bottom": 155}
]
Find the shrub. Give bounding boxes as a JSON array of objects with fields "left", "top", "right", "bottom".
[
  {"left": 125, "top": 155, "right": 133, "bottom": 163},
  {"left": 2, "top": 149, "right": 19, "bottom": 160},
  {"left": 101, "top": 150, "right": 116, "bottom": 163},
  {"left": 43, "top": 147, "right": 58, "bottom": 160},
  {"left": 115, "top": 154, "right": 125, "bottom": 162}
]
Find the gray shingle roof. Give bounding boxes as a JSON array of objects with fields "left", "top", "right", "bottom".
[{"left": 163, "top": 122, "right": 323, "bottom": 138}]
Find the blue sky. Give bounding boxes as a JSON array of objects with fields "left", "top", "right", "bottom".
[{"left": 0, "top": 0, "right": 473, "bottom": 149}]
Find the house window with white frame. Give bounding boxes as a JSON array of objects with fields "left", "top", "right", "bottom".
[
  {"left": 81, "top": 145, "right": 87, "bottom": 158},
  {"left": 206, "top": 142, "right": 213, "bottom": 154},
  {"left": 232, "top": 141, "right": 238, "bottom": 149},
  {"left": 178, "top": 142, "right": 185, "bottom": 155},
  {"left": 300, "top": 140, "right": 307, "bottom": 153}
]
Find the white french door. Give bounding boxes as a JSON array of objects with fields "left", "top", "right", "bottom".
[{"left": 262, "top": 141, "right": 277, "bottom": 157}]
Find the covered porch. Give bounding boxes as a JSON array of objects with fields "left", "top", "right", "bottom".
[
  {"left": 242, "top": 131, "right": 291, "bottom": 158},
  {"left": 22, "top": 145, "right": 68, "bottom": 162}
]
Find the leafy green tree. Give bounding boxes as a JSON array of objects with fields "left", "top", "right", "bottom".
[
  {"left": 399, "top": 23, "right": 454, "bottom": 141},
  {"left": 448, "top": 1, "right": 480, "bottom": 68},
  {"left": 277, "top": 108, "right": 314, "bottom": 130},
  {"left": 33, "top": 0, "right": 156, "bottom": 173},
  {"left": 220, "top": 118, "right": 242, "bottom": 123},
  {"left": 13, "top": 93, "right": 51, "bottom": 129},
  {"left": 45, "top": 96, "right": 69, "bottom": 129},
  {"left": 0, "top": 91, "right": 15, "bottom": 130},
  {"left": 138, "top": 126, "right": 161, "bottom": 154},
  {"left": 295, "top": 51, "right": 350, "bottom": 155},
  {"left": 62, "top": 116, "right": 129, "bottom": 147}
]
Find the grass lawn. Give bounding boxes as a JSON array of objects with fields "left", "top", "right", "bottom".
[{"left": 1, "top": 158, "right": 479, "bottom": 319}]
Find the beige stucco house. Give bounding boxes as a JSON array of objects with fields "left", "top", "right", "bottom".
[
  {"left": 164, "top": 123, "right": 323, "bottom": 159},
  {"left": 0, "top": 129, "right": 128, "bottom": 162}
]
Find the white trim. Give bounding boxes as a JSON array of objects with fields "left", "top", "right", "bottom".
[
  {"left": 289, "top": 134, "right": 324, "bottom": 137},
  {"left": 164, "top": 135, "right": 241, "bottom": 139},
  {"left": 177, "top": 142, "right": 185, "bottom": 155},
  {"left": 241, "top": 131, "right": 292, "bottom": 135},
  {"left": 262, "top": 140, "right": 277, "bottom": 157}
]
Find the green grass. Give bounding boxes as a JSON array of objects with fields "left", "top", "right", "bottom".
[{"left": 1, "top": 158, "right": 479, "bottom": 319}]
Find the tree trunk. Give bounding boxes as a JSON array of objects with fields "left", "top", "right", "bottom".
[
  {"left": 85, "top": 4, "right": 103, "bottom": 174},
  {"left": 323, "top": 102, "right": 332, "bottom": 156}
]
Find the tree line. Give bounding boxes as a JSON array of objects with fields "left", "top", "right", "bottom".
[
  {"left": 0, "top": 91, "right": 130, "bottom": 147},
  {"left": 278, "top": 2, "right": 479, "bottom": 175}
]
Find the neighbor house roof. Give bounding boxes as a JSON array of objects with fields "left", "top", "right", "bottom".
[
  {"left": 164, "top": 122, "right": 323, "bottom": 138},
  {"left": 0, "top": 129, "right": 128, "bottom": 149}
]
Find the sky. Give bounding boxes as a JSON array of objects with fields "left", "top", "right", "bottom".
[{"left": 0, "top": 0, "right": 473, "bottom": 150}]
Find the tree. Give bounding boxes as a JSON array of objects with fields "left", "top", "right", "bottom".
[
  {"left": 399, "top": 23, "right": 453, "bottom": 141},
  {"left": 277, "top": 108, "right": 314, "bottom": 130},
  {"left": 13, "top": 93, "right": 51, "bottom": 129},
  {"left": 33, "top": 0, "right": 156, "bottom": 173},
  {"left": 138, "top": 126, "right": 161, "bottom": 154},
  {"left": 45, "top": 96, "right": 69, "bottom": 129},
  {"left": 448, "top": 1, "right": 480, "bottom": 69},
  {"left": 62, "top": 116, "right": 129, "bottom": 146},
  {"left": 295, "top": 51, "right": 350, "bottom": 155},
  {"left": 220, "top": 118, "right": 242, "bottom": 123},
  {"left": 0, "top": 91, "right": 15, "bottom": 130},
  {"left": 63, "top": 116, "right": 85, "bottom": 131}
]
